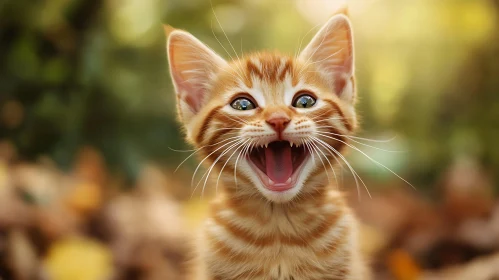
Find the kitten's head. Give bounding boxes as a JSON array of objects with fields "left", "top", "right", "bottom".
[{"left": 167, "top": 14, "right": 357, "bottom": 203}]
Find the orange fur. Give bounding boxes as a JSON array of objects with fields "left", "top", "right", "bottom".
[{"left": 166, "top": 13, "right": 370, "bottom": 280}]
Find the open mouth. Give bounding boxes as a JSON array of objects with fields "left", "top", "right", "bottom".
[{"left": 247, "top": 141, "right": 310, "bottom": 192}]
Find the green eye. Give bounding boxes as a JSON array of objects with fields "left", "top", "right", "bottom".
[
  {"left": 231, "top": 97, "right": 256, "bottom": 111},
  {"left": 293, "top": 94, "right": 316, "bottom": 108}
]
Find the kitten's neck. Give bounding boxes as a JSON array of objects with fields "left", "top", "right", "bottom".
[{"left": 212, "top": 179, "right": 342, "bottom": 228}]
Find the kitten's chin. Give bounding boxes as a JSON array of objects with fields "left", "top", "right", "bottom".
[{"left": 246, "top": 141, "right": 311, "bottom": 203}]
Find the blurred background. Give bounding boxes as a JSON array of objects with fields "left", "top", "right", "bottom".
[{"left": 1, "top": 0, "right": 498, "bottom": 279}]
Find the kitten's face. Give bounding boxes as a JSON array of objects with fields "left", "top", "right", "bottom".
[{"left": 167, "top": 15, "right": 356, "bottom": 203}]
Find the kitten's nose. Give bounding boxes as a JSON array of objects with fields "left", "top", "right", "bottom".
[{"left": 266, "top": 112, "right": 290, "bottom": 137}]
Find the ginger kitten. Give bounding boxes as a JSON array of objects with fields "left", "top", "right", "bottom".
[{"left": 166, "top": 12, "right": 370, "bottom": 280}]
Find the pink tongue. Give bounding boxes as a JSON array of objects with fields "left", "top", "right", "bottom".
[{"left": 265, "top": 144, "right": 293, "bottom": 184}]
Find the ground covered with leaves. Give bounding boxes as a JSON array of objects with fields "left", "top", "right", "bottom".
[{"left": 1, "top": 143, "right": 498, "bottom": 280}]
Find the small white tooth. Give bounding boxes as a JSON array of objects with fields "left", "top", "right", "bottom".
[
  {"left": 265, "top": 143, "right": 268, "bottom": 148},
  {"left": 285, "top": 177, "right": 292, "bottom": 184}
]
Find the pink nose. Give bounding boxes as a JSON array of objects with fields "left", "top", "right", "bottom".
[{"left": 266, "top": 113, "right": 290, "bottom": 136}]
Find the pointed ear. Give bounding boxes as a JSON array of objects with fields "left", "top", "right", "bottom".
[
  {"left": 299, "top": 15, "right": 355, "bottom": 103},
  {"left": 166, "top": 29, "right": 227, "bottom": 124}
]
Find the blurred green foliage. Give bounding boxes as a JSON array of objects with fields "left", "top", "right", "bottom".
[{"left": 0, "top": 0, "right": 498, "bottom": 188}]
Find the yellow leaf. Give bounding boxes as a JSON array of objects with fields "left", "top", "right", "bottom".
[{"left": 44, "top": 237, "right": 113, "bottom": 280}]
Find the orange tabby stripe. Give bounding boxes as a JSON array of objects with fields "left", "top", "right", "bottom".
[
  {"left": 213, "top": 214, "right": 276, "bottom": 247},
  {"left": 323, "top": 99, "right": 353, "bottom": 131},
  {"left": 279, "top": 59, "right": 293, "bottom": 81},
  {"left": 196, "top": 105, "right": 223, "bottom": 143},
  {"left": 246, "top": 60, "right": 263, "bottom": 83},
  {"left": 222, "top": 198, "right": 270, "bottom": 225},
  {"left": 207, "top": 234, "right": 248, "bottom": 262}
]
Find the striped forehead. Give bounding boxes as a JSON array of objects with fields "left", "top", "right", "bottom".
[
  {"left": 238, "top": 53, "right": 300, "bottom": 105},
  {"left": 245, "top": 54, "right": 294, "bottom": 83}
]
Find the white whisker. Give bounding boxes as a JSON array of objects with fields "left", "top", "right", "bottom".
[
  {"left": 312, "top": 136, "right": 371, "bottom": 200},
  {"left": 175, "top": 135, "right": 241, "bottom": 172},
  {"left": 305, "top": 48, "right": 343, "bottom": 68},
  {"left": 210, "top": 1, "right": 247, "bottom": 79},
  {"left": 317, "top": 131, "right": 404, "bottom": 153},
  {"left": 307, "top": 137, "right": 338, "bottom": 187},
  {"left": 318, "top": 134, "right": 416, "bottom": 190},
  {"left": 234, "top": 139, "right": 252, "bottom": 188},
  {"left": 196, "top": 139, "right": 244, "bottom": 198},
  {"left": 314, "top": 116, "right": 357, "bottom": 122},
  {"left": 220, "top": 112, "right": 249, "bottom": 125},
  {"left": 299, "top": 22, "right": 335, "bottom": 75},
  {"left": 190, "top": 137, "right": 242, "bottom": 189},
  {"left": 210, "top": 20, "right": 245, "bottom": 81},
  {"left": 215, "top": 139, "right": 250, "bottom": 195},
  {"left": 210, "top": 127, "right": 244, "bottom": 133},
  {"left": 294, "top": 22, "right": 322, "bottom": 59},
  {"left": 168, "top": 147, "right": 197, "bottom": 153},
  {"left": 316, "top": 123, "right": 398, "bottom": 143},
  {"left": 310, "top": 109, "right": 338, "bottom": 121},
  {"left": 306, "top": 140, "right": 331, "bottom": 185}
]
